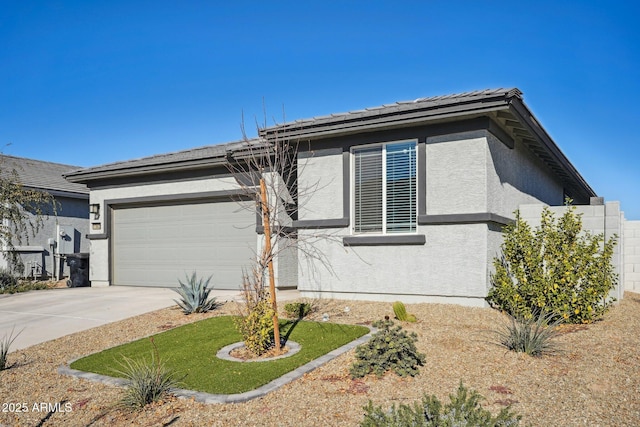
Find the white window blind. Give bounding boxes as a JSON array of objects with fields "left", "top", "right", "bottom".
[{"left": 353, "top": 141, "right": 416, "bottom": 234}]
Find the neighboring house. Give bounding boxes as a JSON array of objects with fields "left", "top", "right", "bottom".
[
  {"left": 64, "top": 88, "right": 624, "bottom": 305},
  {"left": 0, "top": 155, "right": 90, "bottom": 279}
]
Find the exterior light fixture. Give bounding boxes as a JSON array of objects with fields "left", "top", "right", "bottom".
[{"left": 89, "top": 203, "right": 100, "bottom": 220}]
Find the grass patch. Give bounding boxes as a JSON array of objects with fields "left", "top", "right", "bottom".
[{"left": 70, "top": 315, "right": 369, "bottom": 395}]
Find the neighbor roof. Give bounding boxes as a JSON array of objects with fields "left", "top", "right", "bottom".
[{"left": 0, "top": 155, "right": 88, "bottom": 197}]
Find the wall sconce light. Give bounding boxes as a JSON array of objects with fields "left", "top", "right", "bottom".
[{"left": 89, "top": 203, "right": 100, "bottom": 220}]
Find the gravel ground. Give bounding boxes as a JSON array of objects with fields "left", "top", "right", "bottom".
[{"left": 1, "top": 292, "right": 639, "bottom": 427}]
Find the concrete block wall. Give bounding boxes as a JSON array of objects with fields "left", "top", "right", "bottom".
[{"left": 624, "top": 221, "right": 640, "bottom": 293}]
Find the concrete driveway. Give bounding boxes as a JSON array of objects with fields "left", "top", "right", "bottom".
[{"left": 0, "top": 286, "right": 299, "bottom": 352}]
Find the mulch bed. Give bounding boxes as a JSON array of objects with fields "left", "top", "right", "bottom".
[{"left": 1, "top": 293, "right": 639, "bottom": 426}]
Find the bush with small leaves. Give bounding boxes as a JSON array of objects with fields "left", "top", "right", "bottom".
[
  {"left": 487, "top": 204, "right": 617, "bottom": 324},
  {"left": 115, "top": 338, "right": 183, "bottom": 410},
  {"left": 234, "top": 272, "right": 276, "bottom": 356},
  {"left": 172, "top": 272, "right": 217, "bottom": 314},
  {"left": 350, "top": 318, "right": 425, "bottom": 378},
  {"left": 361, "top": 382, "right": 522, "bottom": 427},
  {"left": 494, "top": 311, "right": 562, "bottom": 357},
  {"left": 284, "top": 302, "right": 312, "bottom": 319}
]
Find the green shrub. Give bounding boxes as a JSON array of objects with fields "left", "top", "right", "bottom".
[
  {"left": 487, "top": 204, "right": 618, "bottom": 324},
  {"left": 0, "top": 327, "right": 21, "bottom": 370},
  {"left": 351, "top": 318, "right": 425, "bottom": 378},
  {"left": 115, "top": 338, "right": 182, "bottom": 410},
  {"left": 234, "top": 272, "right": 275, "bottom": 356},
  {"left": 0, "top": 269, "right": 18, "bottom": 293},
  {"left": 172, "top": 272, "right": 217, "bottom": 314},
  {"left": 284, "top": 302, "right": 312, "bottom": 319},
  {"left": 361, "top": 382, "right": 521, "bottom": 426},
  {"left": 393, "top": 301, "right": 417, "bottom": 322},
  {"left": 494, "top": 311, "right": 562, "bottom": 357}
]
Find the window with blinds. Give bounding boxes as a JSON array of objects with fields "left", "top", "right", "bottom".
[{"left": 353, "top": 141, "right": 417, "bottom": 234}]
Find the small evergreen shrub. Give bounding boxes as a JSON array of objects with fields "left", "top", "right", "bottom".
[
  {"left": 0, "top": 327, "right": 21, "bottom": 370},
  {"left": 361, "top": 382, "right": 521, "bottom": 426},
  {"left": 284, "top": 302, "right": 312, "bottom": 319},
  {"left": 115, "top": 338, "right": 182, "bottom": 410},
  {"left": 487, "top": 204, "right": 618, "bottom": 324},
  {"left": 234, "top": 271, "right": 275, "bottom": 356},
  {"left": 350, "top": 318, "right": 425, "bottom": 378},
  {"left": 172, "top": 272, "right": 217, "bottom": 314},
  {"left": 393, "top": 301, "right": 417, "bottom": 322},
  {"left": 494, "top": 311, "right": 562, "bottom": 357}
]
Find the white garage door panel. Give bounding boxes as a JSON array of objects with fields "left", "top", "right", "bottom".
[{"left": 112, "top": 200, "right": 255, "bottom": 289}]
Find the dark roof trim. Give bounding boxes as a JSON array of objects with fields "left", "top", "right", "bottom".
[
  {"left": 262, "top": 87, "right": 595, "bottom": 201},
  {"left": 64, "top": 139, "right": 263, "bottom": 183},
  {"left": 260, "top": 88, "right": 523, "bottom": 141},
  {"left": 507, "top": 98, "right": 596, "bottom": 198}
]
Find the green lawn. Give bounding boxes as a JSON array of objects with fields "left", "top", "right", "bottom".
[{"left": 70, "top": 316, "right": 369, "bottom": 395}]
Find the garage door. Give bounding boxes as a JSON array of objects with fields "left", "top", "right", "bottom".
[{"left": 111, "top": 199, "right": 255, "bottom": 289}]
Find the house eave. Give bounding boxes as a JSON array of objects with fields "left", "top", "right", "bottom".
[
  {"left": 260, "top": 95, "right": 516, "bottom": 142},
  {"left": 64, "top": 156, "right": 231, "bottom": 184}
]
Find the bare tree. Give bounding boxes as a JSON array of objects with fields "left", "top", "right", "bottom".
[{"left": 225, "top": 111, "right": 338, "bottom": 354}]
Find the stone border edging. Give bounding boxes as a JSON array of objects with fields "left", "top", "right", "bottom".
[
  {"left": 58, "top": 324, "right": 374, "bottom": 404},
  {"left": 216, "top": 341, "right": 301, "bottom": 362}
]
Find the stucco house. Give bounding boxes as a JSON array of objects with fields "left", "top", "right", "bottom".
[
  {"left": 0, "top": 155, "right": 90, "bottom": 279},
  {"left": 65, "top": 88, "right": 622, "bottom": 305}
]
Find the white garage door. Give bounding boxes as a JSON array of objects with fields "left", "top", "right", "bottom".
[{"left": 111, "top": 199, "right": 255, "bottom": 289}]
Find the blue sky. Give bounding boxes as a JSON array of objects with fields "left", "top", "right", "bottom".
[{"left": 1, "top": 1, "right": 639, "bottom": 218}]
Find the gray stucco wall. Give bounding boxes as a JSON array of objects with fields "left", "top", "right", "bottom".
[
  {"left": 6, "top": 195, "right": 89, "bottom": 279},
  {"left": 294, "top": 127, "right": 571, "bottom": 306},
  {"left": 426, "top": 131, "right": 488, "bottom": 215},
  {"left": 297, "top": 223, "right": 489, "bottom": 306},
  {"left": 486, "top": 133, "right": 565, "bottom": 217}
]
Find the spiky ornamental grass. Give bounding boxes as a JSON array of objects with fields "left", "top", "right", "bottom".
[
  {"left": 494, "top": 311, "right": 563, "bottom": 357},
  {"left": 114, "top": 338, "right": 183, "bottom": 410},
  {"left": 172, "top": 272, "right": 218, "bottom": 314},
  {"left": 0, "top": 327, "right": 22, "bottom": 370},
  {"left": 361, "top": 382, "right": 521, "bottom": 427}
]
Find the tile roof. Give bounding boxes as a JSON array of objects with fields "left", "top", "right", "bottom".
[
  {"left": 64, "top": 139, "right": 260, "bottom": 181},
  {"left": 0, "top": 155, "right": 88, "bottom": 196},
  {"left": 263, "top": 88, "right": 522, "bottom": 135}
]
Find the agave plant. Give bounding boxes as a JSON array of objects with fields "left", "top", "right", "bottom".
[{"left": 172, "top": 272, "right": 217, "bottom": 314}]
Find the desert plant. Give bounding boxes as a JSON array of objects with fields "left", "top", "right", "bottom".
[
  {"left": 284, "top": 301, "right": 312, "bottom": 319},
  {"left": 361, "top": 382, "right": 521, "bottom": 426},
  {"left": 487, "top": 204, "right": 618, "bottom": 324},
  {"left": 172, "top": 272, "right": 217, "bottom": 314},
  {"left": 494, "top": 311, "right": 562, "bottom": 357},
  {"left": 393, "top": 301, "right": 417, "bottom": 322},
  {"left": 351, "top": 318, "right": 425, "bottom": 378},
  {"left": 0, "top": 327, "right": 21, "bottom": 370},
  {"left": 234, "top": 269, "right": 276, "bottom": 356},
  {"left": 115, "top": 338, "right": 182, "bottom": 410}
]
